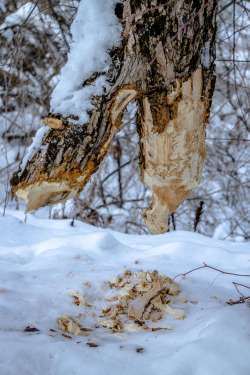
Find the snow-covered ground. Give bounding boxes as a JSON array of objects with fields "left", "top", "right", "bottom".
[{"left": 0, "top": 209, "right": 249, "bottom": 375}]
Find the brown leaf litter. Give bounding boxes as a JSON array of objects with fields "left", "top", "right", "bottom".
[{"left": 57, "top": 270, "right": 185, "bottom": 336}]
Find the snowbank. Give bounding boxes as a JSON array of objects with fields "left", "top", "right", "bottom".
[{"left": 0, "top": 209, "right": 249, "bottom": 375}]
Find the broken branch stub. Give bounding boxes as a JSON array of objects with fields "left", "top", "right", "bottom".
[{"left": 11, "top": 0, "right": 217, "bottom": 233}]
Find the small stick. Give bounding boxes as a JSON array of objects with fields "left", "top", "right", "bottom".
[{"left": 227, "top": 296, "right": 250, "bottom": 305}]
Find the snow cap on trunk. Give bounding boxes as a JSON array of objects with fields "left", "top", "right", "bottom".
[{"left": 51, "top": 0, "right": 121, "bottom": 124}]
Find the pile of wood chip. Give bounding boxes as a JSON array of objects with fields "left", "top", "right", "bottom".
[{"left": 58, "top": 270, "right": 185, "bottom": 336}]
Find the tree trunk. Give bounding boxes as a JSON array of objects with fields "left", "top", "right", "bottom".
[{"left": 11, "top": 0, "right": 217, "bottom": 233}]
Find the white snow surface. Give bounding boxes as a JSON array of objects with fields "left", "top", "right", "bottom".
[
  {"left": 0, "top": 2, "right": 37, "bottom": 27},
  {"left": 0, "top": 209, "right": 250, "bottom": 375},
  {"left": 0, "top": 2, "right": 56, "bottom": 39},
  {"left": 51, "top": 0, "right": 121, "bottom": 123}
]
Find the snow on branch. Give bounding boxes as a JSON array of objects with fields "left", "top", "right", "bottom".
[
  {"left": 50, "top": 0, "right": 121, "bottom": 124},
  {"left": 20, "top": 126, "right": 49, "bottom": 173}
]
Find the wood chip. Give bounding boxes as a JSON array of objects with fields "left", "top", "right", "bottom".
[
  {"left": 136, "top": 347, "right": 145, "bottom": 353},
  {"left": 163, "top": 305, "right": 186, "bottom": 320},
  {"left": 128, "top": 280, "right": 162, "bottom": 320},
  {"left": 70, "top": 291, "right": 92, "bottom": 307},
  {"left": 24, "top": 326, "right": 40, "bottom": 333},
  {"left": 57, "top": 315, "right": 92, "bottom": 336},
  {"left": 86, "top": 342, "right": 99, "bottom": 348},
  {"left": 62, "top": 333, "right": 72, "bottom": 339}
]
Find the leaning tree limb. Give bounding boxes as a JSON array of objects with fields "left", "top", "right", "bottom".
[{"left": 11, "top": 0, "right": 217, "bottom": 233}]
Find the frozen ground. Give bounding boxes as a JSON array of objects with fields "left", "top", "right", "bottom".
[{"left": 0, "top": 209, "right": 249, "bottom": 375}]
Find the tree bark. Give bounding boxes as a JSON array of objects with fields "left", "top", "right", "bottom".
[{"left": 11, "top": 0, "right": 217, "bottom": 233}]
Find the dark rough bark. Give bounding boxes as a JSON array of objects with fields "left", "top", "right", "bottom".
[{"left": 11, "top": 0, "right": 217, "bottom": 233}]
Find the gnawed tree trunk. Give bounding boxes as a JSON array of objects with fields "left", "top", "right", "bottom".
[{"left": 11, "top": 0, "right": 217, "bottom": 233}]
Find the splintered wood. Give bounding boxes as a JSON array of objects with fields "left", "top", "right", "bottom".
[
  {"left": 57, "top": 315, "right": 93, "bottom": 336},
  {"left": 57, "top": 270, "right": 185, "bottom": 336},
  {"left": 142, "top": 68, "right": 209, "bottom": 233}
]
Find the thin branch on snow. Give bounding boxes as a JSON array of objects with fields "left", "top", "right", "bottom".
[
  {"left": 232, "top": 282, "right": 250, "bottom": 293},
  {"left": 174, "top": 263, "right": 250, "bottom": 306},
  {"left": 227, "top": 296, "right": 250, "bottom": 305},
  {"left": 174, "top": 262, "right": 250, "bottom": 280}
]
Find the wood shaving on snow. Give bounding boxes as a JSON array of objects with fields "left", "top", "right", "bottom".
[{"left": 58, "top": 270, "right": 186, "bottom": 336}]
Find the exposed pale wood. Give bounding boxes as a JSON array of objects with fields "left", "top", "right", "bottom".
[
  {"left": 42, "top": 117, "right": 64, "bottom": 130},
  {"left": 11, "top": 0, "right": 217, "bottom": 233},
  {"left": 141, "top": 68, "right": 213, "bottom": 233}
]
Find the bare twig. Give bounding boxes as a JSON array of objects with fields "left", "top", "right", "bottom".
[
  {"left": 232, "top": 281, "right": 250, "bottom": 296},
  {"left": 174, "top": 263, "right": 250, "bottom": 306},
  {"left": 194, "top": 201, "right": 204, "bottom": 232},
  {"left": 174, "top": 262, "right": 250, "bottom": 280}
]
